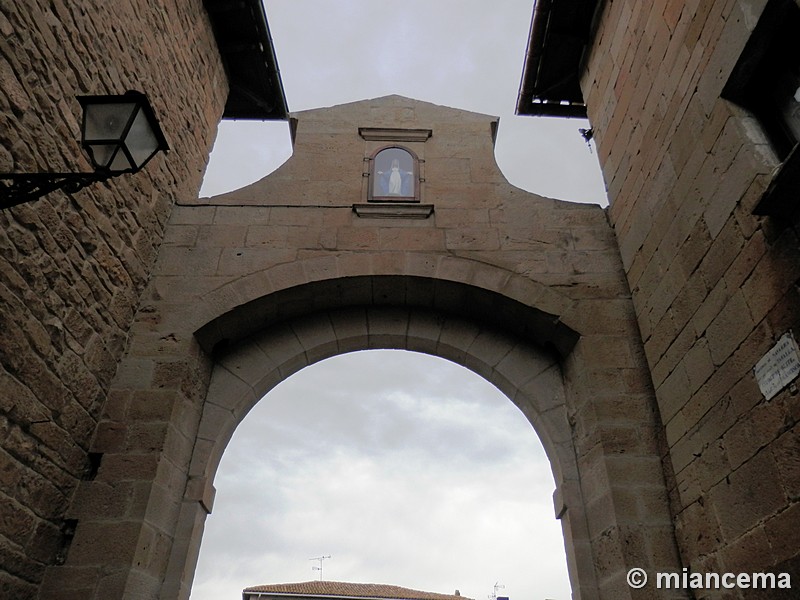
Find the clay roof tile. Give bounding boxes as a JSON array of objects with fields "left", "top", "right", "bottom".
[{"left": 243, "top": 581, "right": 472, "bottom": 600}]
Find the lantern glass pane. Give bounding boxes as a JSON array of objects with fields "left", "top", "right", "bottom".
[
  {"left": 109, "top": 148, "right": 134, "bottom": 171},
  {"left": 85, "top": 143, "right": 120, "bottom": 170},
  {"left": 124, "top": 107, "right": 160, "bottom": 169},
  {"left": 83, "top": 102, "right": 137, "bottom": 142}
]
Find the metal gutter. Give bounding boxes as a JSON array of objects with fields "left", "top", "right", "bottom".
[
  {"left": 204, "top": 0, "right": 289, "bottom": 120},
  {"left": 515, "top": 0, "right": 602, "bottom": 118}
]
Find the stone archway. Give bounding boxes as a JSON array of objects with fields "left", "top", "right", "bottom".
[
  {"left": 44, "top": 271, "right": 679, "bottom": 600},
  {"left": 169, "top": 277, "right": 590, "bottom": 600},
  {"left": 186, "top": 306, "right": 583, "bottom": 598},
  {"left": 38, "top": 96, "right": 684, "bottom": 600},
  {"left": 132, "top": 270, "right": 672, "bottom": 600}
]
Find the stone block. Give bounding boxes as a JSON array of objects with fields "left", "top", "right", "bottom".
[
  {"left": 742, "top": 227, "right": 800, "bottom": 323},
  {"left": 169, "top": 206, "right": 215, "bottom": 226},
  {"left": 92, "top": 422, "right": 127, "bottom": 454},
  {"left": 378, "top": 227, "right": 445, "bottom": 252},
  {"left": 217, "top": 247, "right": 297, "bottom": 277},
  {"left": 434, "top": 255, "right": 478, "bottom": 286},
  {"left": 302, "top": 255, "right": 340, "bottom": 283},
  {"left": 674, "top": 498, "right": 724, "bottom": 563},
  {"left": 688, "top": 276, "right": 730, "bottom": 338},
  {"left": 494, "top": 343, "right": 555, "bottom": 391},
  {"left": 155, "top": 247, "right": 221, "bottom": 277},
  {"left": 336, "top": 227, "right": 379, "bottom": 250},
  {"left": 97, "top": 453, "right": 160, "bottom": 483},
  {"left": 65, "top": 480, "right": 133, "bottom": 520},
  {"left": 445, "top": 227, "right": 500, "bottom": 251},
  {"left": 36, "top": 566, "right": 101, "bottom": 600},
  {"left": 204, "top": 365, "right": 256, "bottom": 414},
  {"left": 197, "top": 224, "right": 247, "bottom": 247},
  {"left": 366, "top": 307, "right": 411, "bottom": 349},
  {"left": 125, "top": 422, "right": 170, "bottom": 454},
  {"left": 710, "top": 450, "right": 786, "bottom": 541},
  {"left": 185, "top": 476, "right": 216, "bottom": 514},
  {"left": 215, "top": 335, "right": 272, "bottom": 386},
  {"left": 265, "top": 261, "right": 309, "bottom": 292},
  {"left": 771, "top": 423, "right": 800, "bottom": 501},
  {"left": 245, "top": 225, "right": 289, "bottom": 248},
  {"left": 292, "top": 312, "right": 339, "bottom": 362},
  {"left": 213, "top": 206, "right": 271, "bottom": 225},
  {"left": 328, "top": 307, "right": 369, "bottom": 353},
  {"left": 705, "top": 291, "right": 754, "bottom": 365},
  {"left": 404, "top": 312, "right": 442, "bottom": 356},
  {"left": 66, "top": 520, "right": 141, "bottom": 567},
  {"left": 162, "top": 225, "right": 198, "bottom": 247},
  {"left": 763, "top": 500, "right": 800, "bottom": 566},
  {"left": 430, "top": 317, "right": 478, "bottom": 365}
]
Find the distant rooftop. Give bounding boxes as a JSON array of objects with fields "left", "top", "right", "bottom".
[{"left": 243, "top": 581, "right": 472, "bottom": 600}]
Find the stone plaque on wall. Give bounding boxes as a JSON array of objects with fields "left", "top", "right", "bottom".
[{"left": 754, "top": 331, "right": 800, "bottom": 400}]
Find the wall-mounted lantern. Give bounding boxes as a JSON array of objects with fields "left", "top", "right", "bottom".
[{"left": 0, "top": 91, "right": 169, "bottom": 209}]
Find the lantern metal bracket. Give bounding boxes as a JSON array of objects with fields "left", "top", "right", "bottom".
[
  {"left": 0, "top": 171, "right": 112, "bottom": 210},
  {"left": 0, "top": 90, "right": 168, "bottom": 210}
]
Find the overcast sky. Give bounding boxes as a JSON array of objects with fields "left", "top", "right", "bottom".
[
  {"left": 192, "top": 2, "right": 608, "bottom": 600},
  {"left": 191, "top": 352, "right": 571, "bottom": 600},
  {"left": 198, "top": 0, "right": 607, "bottom": 205}
]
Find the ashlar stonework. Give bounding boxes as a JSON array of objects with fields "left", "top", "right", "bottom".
[{"left": 34, "top": 95, "right": 683, "bottom": 600}]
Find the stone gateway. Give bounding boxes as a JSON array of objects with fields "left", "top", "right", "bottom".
[{"left": 1, "top": 2, "right": 799, "bottom": 599}]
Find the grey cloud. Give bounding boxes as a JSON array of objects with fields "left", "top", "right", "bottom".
[{"left": 194, "top": 351, "right": 568, "bottom": 600}]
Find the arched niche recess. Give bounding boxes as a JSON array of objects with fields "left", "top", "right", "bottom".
[{"left": 368, "top": 146, "right": 421, "bottom": 202}]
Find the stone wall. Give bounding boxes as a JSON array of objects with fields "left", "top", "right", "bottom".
[
  {"left": 11, "top": 0, "right": 800, "bottom": 596},
  {"left": 0, "top": 2, "right": 227, "bottom": 598},
  {"left": 65, "top": 96, "right": 682, "bottom": 599},
  {"left": 584, "top": 0, "right": 800, "bottom": 586}
]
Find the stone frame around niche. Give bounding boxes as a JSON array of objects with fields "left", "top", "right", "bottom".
[{"left": 359, "top": 127, "right": 431, "bottom": 205}]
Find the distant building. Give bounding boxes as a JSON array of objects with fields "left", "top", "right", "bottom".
[{"left": 243, "top": 581, "right": 471, "bottom": 600}]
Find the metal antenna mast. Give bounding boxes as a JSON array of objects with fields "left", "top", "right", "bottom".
[
  {"left": 310, "top": 555, "right": 331, "bottom": 581},
  {"left": 489, "top": 582, "right": 505, "bottom": 600}
]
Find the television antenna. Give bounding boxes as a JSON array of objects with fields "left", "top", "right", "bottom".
[
  {"left": 310, "top": 555, "right": 331, "bottom": 581},
  {"left": 488, "top": 582, "right": 505, "bottom": 600}
]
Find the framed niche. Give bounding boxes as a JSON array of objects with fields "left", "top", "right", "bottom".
[
  {"left": 359, "top": 127, "right": 431, "bottom": 203},
  {"left": 369, "top": 146, "right": 420, "bottom": 202}
]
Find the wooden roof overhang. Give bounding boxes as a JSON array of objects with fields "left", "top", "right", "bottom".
[
  {"left": 515, "top": 0, "right": 603, "bottom": 118},
  {"left": 204, "top": 0, "right": 289, "bottom": 120}
]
